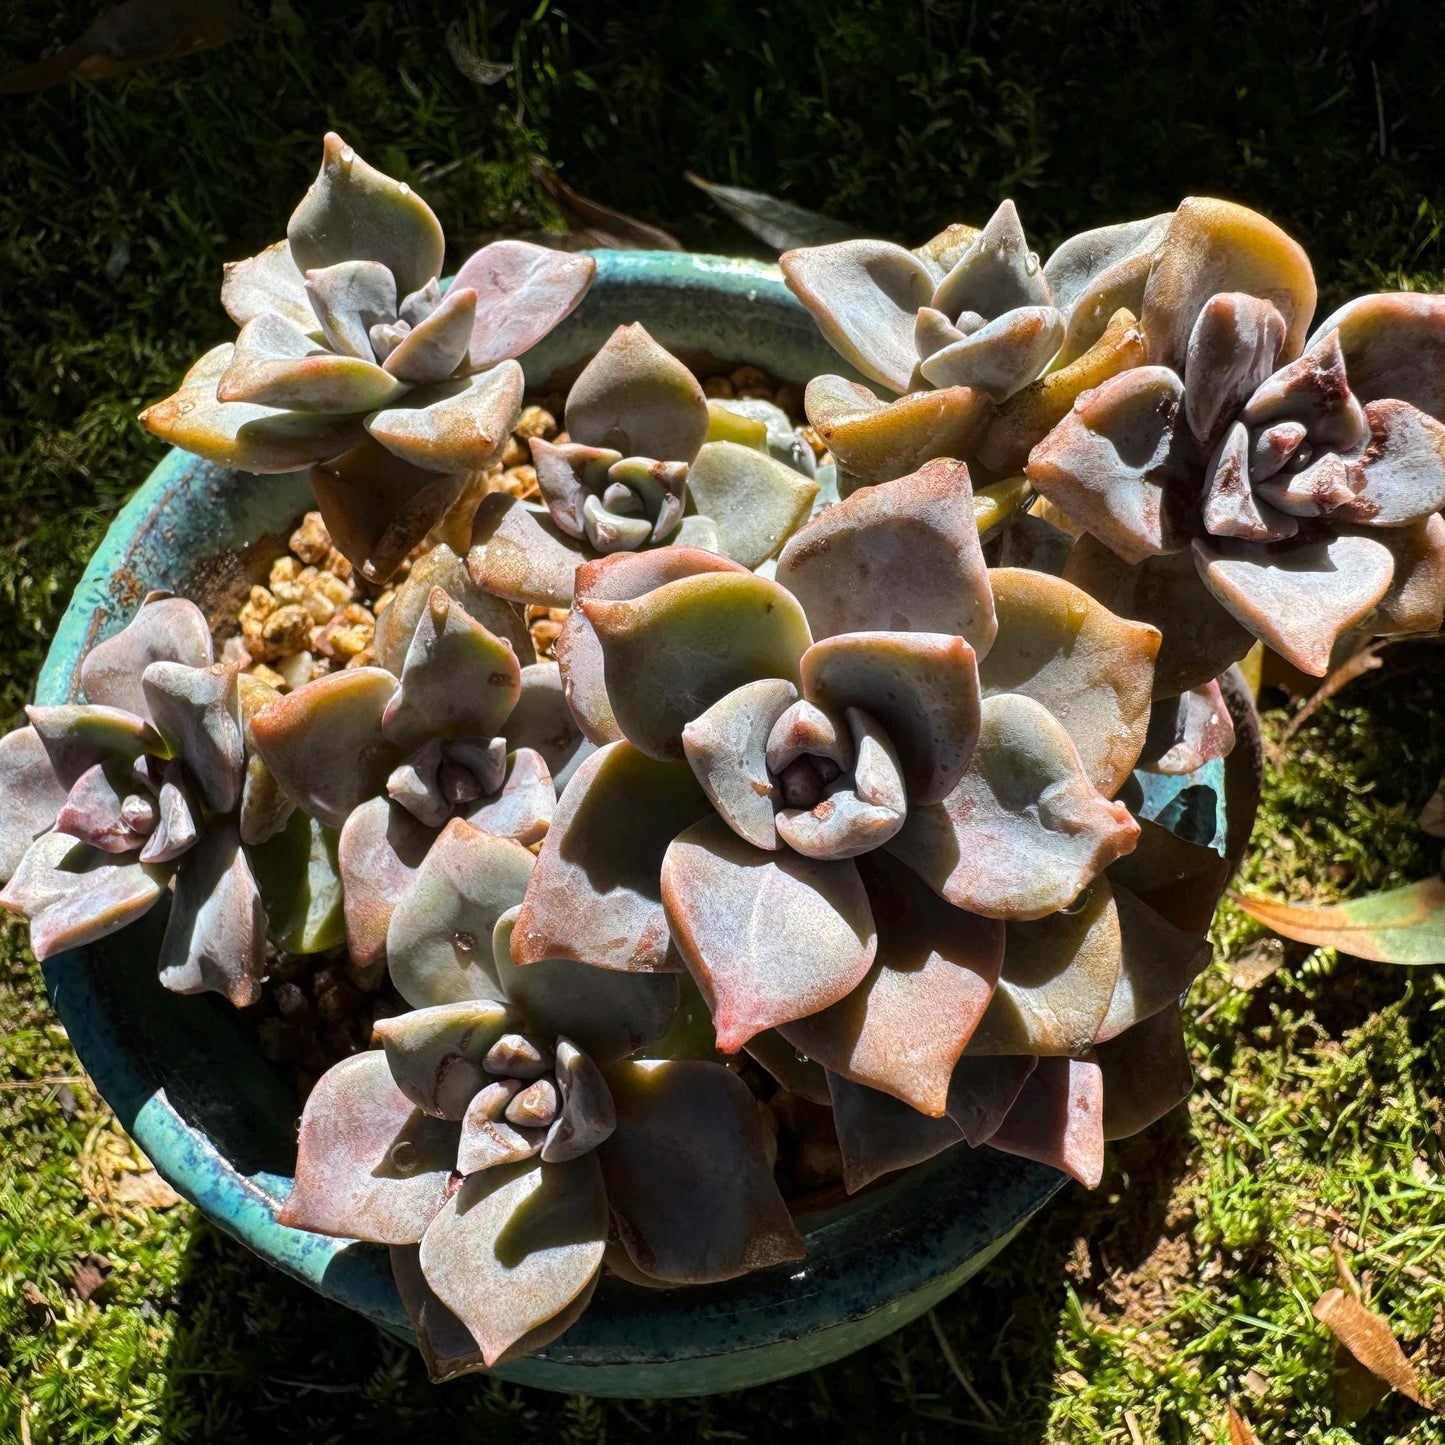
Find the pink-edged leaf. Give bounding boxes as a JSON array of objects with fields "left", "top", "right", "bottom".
[
  {"left": 468, "top": 493, "right": 587, "bottom": 609},
  {"left": 1092, "top": 883, "right": 1211, "bottom": 1043},
  {"left": 373, "top": 999, "right": 517, "bottom": 1119},
  {"left": 140, "top": 661, "right": 244, "bottom": 815},
  {"left": 462, "top": 748, "right": 555, "bottom": 847},
  {"left": 1307, "top": 292, "right": 1445, "bottom": 420},
  {"left": 80, "top": 596, "right": 213, "bottom": 720},
  {"left": 1107, "top": 817, "right": 1231, "bottom": 937},
  {"left": 947, "top": 1054, "right": 1038, "bottom": 1147},
  {"left": 336, "top": 796, "right": 434, "bottom": 983},
  {"left": 0, "top": 727, "right": 70, "bottom": 880},
  {"left": 826, "top": 1071, "right": 963, "bottom": 1193},
  {"left": 987, "top": 1054, "right": 1105, "bottom": 1187},
  {"left": 453, "top": 241, "right": 596, "bottom": 371},
  {"left": 505, "top": 663, "right": 585, "bottom": 781},
  {"left": 1138, "top": 680, "right": 1236, "bottom": 775},
  {"left": 367, "top": 362, "right": 523, "bottom": 474}
]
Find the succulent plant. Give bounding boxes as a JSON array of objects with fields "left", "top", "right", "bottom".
[
  {"left": 279, "top": 818, "right": 802, "bottom": 1375},
  {"left": 1025, "top": 199, "right": 1445, "bottom": 679},
  {"left": 509, "top": 456, "right": 1227, "bottom": 1190},
  {"left": 780, "top": 204, "right": 1163, "bottom": 493},
  {"left": 140, "top": 133, "right": 596, "bottom": 583},
  {"left": 469, "top": 324, "right": 820, "bottom": 607},
  {"left": 0, "top": 595, "right": 297, "bottom": 1004},
  {"left": 246, "top": 544, "right": 585, "bottom": 983}
]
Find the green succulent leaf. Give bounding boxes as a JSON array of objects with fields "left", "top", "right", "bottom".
[
  {"left": 218, "top": 312, "right": 408, "bottom": 413},
  {"left": 469, "top": 494, "right": 585, "bottom": 610},
  {"left": 367, "top": 362, "right": 524, "bottom": 475},
  {"left": 248, "top": 808, "right": 346, "bottom": 956},
  {"left": 221, "top": 239, "right": 319, "bottom": 332},
  {"left": 504, "top": 663, "right": 587, "bottom": 783},
  {"left": 25, "top": 704, "right": 159, "bottom": 786},
  {"left": 684, "top": 440, "right": 818, "bottom": 569}
]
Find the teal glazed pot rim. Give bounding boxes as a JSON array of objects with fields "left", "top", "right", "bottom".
[{"left": 34, "top": 250, "right": 1233, "bottom": 1398}]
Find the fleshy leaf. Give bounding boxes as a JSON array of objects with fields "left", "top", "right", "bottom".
[
  {"left": 505, "top": 663, "right": 587, "bottom": 782},
  {"left": 1235, "top": 877, "right": 1445, "bottom": 964},
  {"left": 979, "top": 568, "right": 1160, "bottom": 793},
  {"left": 236, "top": 673, "right": 297, "bottom": 847},
  {"left": 661, "top": 814, "right": 876, "bottom": 1051},
  {"left": 386, "top": 817, "right": 534, "bottom": 1008},
  {"left": 826, "top": 1072, "right": 963, "bottom": 1192},
  {"left": 582, "top": 572, "right": 811, "bottom": 761},
  {"left": 456, "top": 1081, "right": 544, "bottom": 1173},
  {"left": 1092, "top": 883, "right": 1211, "bottom": 1043},
  {"left": 557, "top": 548, "right": 749, "bottom": 746},
  {"left": 1192, "top": 532, "right": 1396, "bottom": 676},
  {"left": 0, "top": 831, "right": 168, "bottom": 961},
  {"left": 802, "top": 631, "right": 979, "bottom": 805},
  {"left": 986, "top": 1054, "right": 1105, "bottom": 1187},
  {"left": 947, "top": 1054, "right": 1038, "bottom": 1147},
  {"left": 0, "top": 727, "right": 69, "bottom": 881},
  {"left": 25, "top": 705, "right": 158, "bottom": 786},
  {"left": 1373, "top": 514, "right": 1445, "bottom": 635},
  {"left": 492, "top": 907, "right": 679, "bottom": 1063},
  {"left": 287, "top": 132, "right": 444, "bottom": 298},
  {"left": 382, "top": 285, "right": 477, "bottom": 384},
  {"left": 1183, "top": 292, "right": 1287, "bottom": 447},
  {"left": 541, "top": 1039, "right": 616, "bottom": 1163},
  {"left": 248, "top": 808, "right": 346, "bottom": 956},
  {"left": 337, "top": 796, "right": 435, "bottom": 981},
  {"left": 312, "top": 440, "right": 468, "bottom": 585},
  {"left": 303, "top": 258, "right": 397, "bottom": 360},
  {"left": 81, "top": 597, "right": 212, "bottom": 720},
  {"left": 888, "top": 693, "right": 1140, "bottom": 920},
  {"left": 278, "top": 1050, "right": 458, "bottom": 1244},
  {"left": 469, "top": 494, "right": 585, "bottom": 609},
  {"left": 780, "top": 240, "right": 937, "bottom": 393},
  {"left": 1107, "top": 816, "right": 1231, "bottom": 936},
  {"left": 157, "top": 824, "right": 266, "bottom": 1006},
  {"left": 462, "top": 748, "right": 555, "bottom": 847},
  {"left": 918, "top": 305, "right": 1063, "bottom": 401},
  {"left": 511, "top": 743, "right": 708, "bottom": 974},
  {"left": 380, "top": 587, "right": 520, "bottom": 748},
  {"left": 221, "top": 239, "right": 316, "bottom": 331},
  {"left": 776, "top": 457, "right": 996, "bottom": 652},
  {"left": 743, "top": 1029, "right": 832, "bottom": 1105},
  {"left": 367, "top": 362, "right": 523, "bottom": 475},
  {"left": 452, "top": 241, "right": 596, "bottom": 371},
  {"left": 250, "top": 667, "right": 401, "bottom": 829},
  {"left": 1140, "top": 197, "right": 1317, "bottom": 372},
  {"left": 55, "top": 761, "right": 150, "bottom": 855},
  {"left": 565, "top": 323, "right": 709, "bottom": 463},
  {"left": 140, "top": 661, "right": 244, "bottom": 814},
  {"left": 1096, "top": 1002, "right": 1193, "bottom": 1140},
  {"left": 1306, "top": 292, "right": 1445, "bottom": 420},
  {"left": 1138, "top": 681, "right": 1236, "bottom": 775},
  {"left": 967, "top": 879, "right": 1121, "bottom": 1055},
  {"left": 684, "top": 441, "right": 818, "bottom": 569},
  {"left": 218, "top": 313, "right": 407, "bottom": 413},
  {"left": 373, "top": 999, "right": 517, "bottom": 1119},
  {"left": 599, "top": 1059, "right": 804, "bottom": 1281},
  {"left": 801, "top": 373, "right": 992, "bottom": 487},
  {"left": 779, "top": 852, "right": 1002, "bottom": 1115},
  {"left": 1329, "top": 399, "right": 1445, "bottom": 528},
  {"left": 1025, "top": 366, "right": 1193, "bottom": 564}
]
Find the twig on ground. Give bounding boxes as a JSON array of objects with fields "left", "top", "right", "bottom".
[{"left": 927, "top": 1310, "right": 996, "bottom": 1421}]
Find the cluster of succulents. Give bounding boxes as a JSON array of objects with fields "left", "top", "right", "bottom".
[{"left": 11, "top": 134, "right": 1445, "bottom": 1377}]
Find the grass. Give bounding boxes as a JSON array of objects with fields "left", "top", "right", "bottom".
[{"left": 1, "top": 1, "right": 1445, "bottom": 1439}]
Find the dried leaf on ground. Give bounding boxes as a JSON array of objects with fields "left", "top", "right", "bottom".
[
  {"left": 113, "top": 1166, "right": 183, "bottom": 1210},
  {"left": 1236, "top": 878, "right": 1445, "bottom": 964},
  {"left": 684, "top": 172, "right": 860, "bottom": 251},
  {"left": 71, "top": 1254, "right": 112, "bottom": 1302},
  {"left": 1227, "top": 1403, "right": 1261, "bottom": 1445},
  {"left": 534, "top": 168, "right": 682, "bottom": 250},
  {"left": 1313, "top": 1287, "right": 1430, "bottom": 1419}
]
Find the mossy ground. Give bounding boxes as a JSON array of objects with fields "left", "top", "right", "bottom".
[{"left": 2, "top": 3, "right": 1444, "bottom": 1440}]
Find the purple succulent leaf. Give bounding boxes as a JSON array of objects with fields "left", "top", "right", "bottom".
[
  {"left": 660, "top": 814, "right": 876, "bottom": 1053},
  {"left": 599, "top": 1059, "right": 804, "bottom": 1282},
  {"left": 825, "top": 1071, "right": 963, "bottom": 1193},
  {"left": 1182, "top": 291, "right": 1288, "bottom": 449},
  {"left": 452, "top": 241, "right": 595, "bottom": 372},
  {"left": 140, "top": 661, "right": 244, "bottom": 815},
  {"left": 776, "top": 457, "right": 996, "bottom": 652},
  {"left": 887, "top": 693, "right": 1140, "bottom": 920},
  {"left": 918, "top": 305, "right": 1063, "bottom": 402},
  {"left": 979, "top": 568, "right": 1161, "bottom": 793},
  {"left": 563, "top": 323, "right": 709, "bottom": 463},
  {"left": 380, "top": 587, "right": 521, "bottom": 750},
  {"left": 801, "top": 373, "right": 992, "bottom": 487},
  {"left": 492, "top": 907, "right": 679, "bottom": 1064},
  {"left": 156, "top": 823, "right": 266, "bottom": 1006},
  {"left": 1191, "top": 531, "right": 1396, "bottom": 676},
  {"left": 80, "top": 596, "right": 213, "bottom": 720},
  {"left": 458, "top": 748, "right": 554, "bottom": 846},
  {"left": 683, "top": 441, "right": 818, "bottom": 569},
  {"left": 0, "top": 727, "right": 69, "bottom": 881},
  {"left": 250, "top": 666, "right": 400, "bottom": 828},
  {"left": 1374, "top": 514, "right": 1445, "bottom": 634},
  {"left": 966, "top": 880, "right": 1123, "bottom": 1057},
  {"left": 742, "top": 1030, "right": 832, "bottom": 1105},
  {"left": 503, "top": 663, "right": 585, "bottom": 781},
  {"left": 54, "top": 760, "right": 149, "bottom": 854},
  {"left": 337, "top": 796, "right": 434, "bottom": 982},
  {"left": 778, "top": 851, "right": 1002, "bottom": 1116},
  {"left": 540, "top": 1039, "right": 616, "bottom": 1163},
  {"left": 1200, "top": 421, "right": 1299, "bottom": 542},
  {"left": 386, "top": 817, "right": 534, "bottom": 1009},
  {"left": 1138, "top": 681, "right": 1236, "bottom": 776},
  {"left": 1140, "top": 197, "right": 1317, "bottom": 374},
  {"left": 311, "top": 439, "right": 468, "bottom": 586},
  {"left": 801, "top": 630, "right": 980, "bottom": 806},
  {"left": 373, "top": 999, "right": 518, "bottom": 1120},
  {"left": 531, "top": 439, "right": 622, "bottom": 540},
  {"left": 381, "top": 284, "right": 477, "bottom": 384},
  {"left": 278, "top": 1050, "right": 459, "bottom": 1244},
  {"left": 930, "top": 201, "right": 1052, "bottom": 320},
  {"left": 780, "top": 239, "right": 937, "bottom": 394},
  {"left": 367, "top": 362, "right": 524, "bottom": 475},
  {"left": 1329, "top": 398, "right": 1445, "bottom": 527},
  {"left": 1307, "top": 292, "right": 1445, "bottom": 420},
  {"left": 680, "top": 677, "right": 798, "bottom": 851},
  {"left": 221, "top": 239, "right": 317, "bottom": 332},
  {"left": 287, "top": 132, "right": 444, "bottom": 298},
  {"left": 0, "top": 831, "right": 169, "bottom": 961},
  {"left": 390, "top": 1243, "right": 487, "bottom": 1382},
  {"left": 512, "top": 742, "right": 708, "bottom": 974},
  {"left": 302, "top": 258, "right": 397, "bottom": 361},
  {"left": 376, "top": 543, "right": 532, "bottom": 675},
  {"left": 946, "top": 1054, "right": 1038, "bottom": 1147},
  {"left": 139, "top": 345, "right": 369, "bottom": 475},
  {"left": 456, "top": 1080, "right": 544, "bottom": 1174},
  {"left": 1096, "top": 1002, "right": 1193, "bottom": 1141},
  {"left": 417, "top": 1154, "right": 606, "bottom": 1368},
  {"left": 139, "top": 759, "right": 201, "bottom": 864},
  {"left": 1061, "top": 538, "right": 1254, "bottom": 700},
  {"left": 581, "top": 571, "right": 812, "bottom": 762},
  {"left": 1025, "top": 365, "right": 1196, "bottom": 564},
  {"left": 26, "top": 704, "right": 159, "bottom": 787},
  {"left": 1240, "top": 330, "right": 1368, "bottom": 454},
  {"left": 1106, "top": 816, "right": 1232, "bottom": 938},
  {"left": 468, "top": 494, "right": 586, "bottom": 609},
  {"left": 558, "top": 549, "right": 750, "bottom": 747},
  {"left": 986, "top": 1054, "right": 1105, "bottom": 1188}
]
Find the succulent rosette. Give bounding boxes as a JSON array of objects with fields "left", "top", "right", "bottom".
[
  {"left": 780, "top": 203, "right": 1163, "bottom": 492},
  {"left": 0, "top": 595, "right": 294, "bottom": 1004},
  {"left": 245, "top": 543, "right": 585, "bottom": 984},
  {"left": 279, "top": 820, "right": 802, "bottom": 1376},
  {"left": 1026, "top": 199, "right": 1445, "bottom": 679},
  {"left": 512, "top": 457, "right": 1229, "bottom": 1190},
  {"left": 469, "top": 324, "right": 820, "bottom": 607},
  {"left": 141, "top": 132, "right": 595, "bottom": 583}
]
